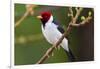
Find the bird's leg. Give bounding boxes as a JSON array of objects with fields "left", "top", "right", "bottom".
[
  {"left": 53, "top": 43, "right": 57, "bottom": 50},
  {"left": 51, "top": 52, "right": 54, "bottom": 56},
  {"left": 57, "top": 45, "right": 61, "bottom": 50},
  {"left": 55, "top": 46, "right": 57, "bottom": 50},
  {"left": 53, "top": 41, "right": 61, "bottom": 50}
]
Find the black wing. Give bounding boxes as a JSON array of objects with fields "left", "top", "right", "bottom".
[
  {"left": 52, "top": 20, "right": 65, "bottom": 34},
  {"left": 57, "top": 26, "right": 65, "bottom": 34},
  {"left": 52, "top": 20, "right": 70, "bottom": 43},
  {"left": 57, "top": 25, "right": 70, "bottom": 42}
]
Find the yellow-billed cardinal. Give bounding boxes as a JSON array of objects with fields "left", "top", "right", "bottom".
[{"left": 37, "top": 11, "right": 75, "bottom": 61}]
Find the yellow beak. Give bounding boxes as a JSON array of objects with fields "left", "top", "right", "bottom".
[{"left": 37, "top": 15, "right": 43, "bottom": 19}]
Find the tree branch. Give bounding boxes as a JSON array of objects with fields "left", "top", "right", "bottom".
[
  {"left": 68, "top": 7, "right": 74, "bottom": 20},
  {"left": 73, "top": 8, "right": 83, "bottom": 24},
  {"left": 71, "top": 16, "right": 92, "bottom": 27},
  {"left": 15, "top": 4, "right": 37, "bottom": 27}
]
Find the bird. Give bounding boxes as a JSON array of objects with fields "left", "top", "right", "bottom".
[{"left": 37, "top": 11, "right": 75, "bottom": 62}]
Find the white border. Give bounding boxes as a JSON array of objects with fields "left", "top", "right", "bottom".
[
  {"left": 14, "top": 0, "right": 95, "bottom": 8},
  {"left": 11, "top": 0, "right": 14, "bottom": 68},
  {"left": 11, "top": 0, "right": 95, "bottom": 69}
]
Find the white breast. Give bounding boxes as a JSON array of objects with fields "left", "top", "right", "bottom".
[{"left": 41, "top": 22, "right": 69, "bottom": 51}]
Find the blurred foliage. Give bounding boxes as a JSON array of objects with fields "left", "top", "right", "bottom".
[{"left": 15, "top": 4, "right": 94, "bottom": 65}]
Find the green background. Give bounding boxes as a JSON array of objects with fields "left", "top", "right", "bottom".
[{"left": 15, "top": 4, "right": 94, "bottom": 65}]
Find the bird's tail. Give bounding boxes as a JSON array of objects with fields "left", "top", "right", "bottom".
[{"left": 65, "top": 48, "right": 76, "bottom": 62}]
